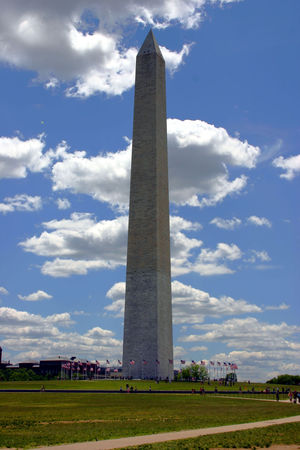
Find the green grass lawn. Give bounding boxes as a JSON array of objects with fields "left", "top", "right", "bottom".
[
  {"left": 0, "top": 392, "right": 298, "bottom": 448},
  {"left": 0, "top": 378, "right": 295, "bottom": 393},
  {"left": 126, "top": 423, "right": 300, "bottom": 449}
]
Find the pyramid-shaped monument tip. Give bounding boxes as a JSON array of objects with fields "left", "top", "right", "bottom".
[{"left": 138, "top": 29, "right": 163, "bottom": 58}]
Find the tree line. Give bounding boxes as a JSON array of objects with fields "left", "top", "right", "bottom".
[
  {"left": 267, "top": 374, "right": 300, "bottom": 385},
  {"left": 0, "top": 368, "right": 52, "bottom": 381}
]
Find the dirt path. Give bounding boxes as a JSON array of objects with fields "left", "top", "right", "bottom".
[{"left": 28, "top": 415, "right": 300, "bottom": 450}]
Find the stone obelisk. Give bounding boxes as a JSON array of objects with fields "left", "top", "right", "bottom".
[{"left": 122, "top": 30, "right": 173, "bottom": 380}]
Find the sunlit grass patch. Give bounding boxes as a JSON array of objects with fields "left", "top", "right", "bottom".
[
  {"left": 126, "top": 422, "right": 300, "bottom": 449},
  {"left": 0, "top": 392, "right": 298, "bottom": 448}
]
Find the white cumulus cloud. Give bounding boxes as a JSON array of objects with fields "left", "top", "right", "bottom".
[
  {"left": 0, "top": 287, "right": 9, "bottom": 295},
  {"left": 52, "top": 143, "right": 131, "bottom": 210},
  {"left": 0, "top": 307, "right": 73, "bottom": 330},
  {"left": 273, "top": 153, "right": 300, "bottom": 180},
  {"left": 0, "top": 136, "right": 48, "bottom": 179},
  {"left": 161, "top": 44, "right": 192, "bottom": 74},
  {"left": 210, "top": 217, "right": 242, "bottom": 230},
  {"left": 181, "top": 317, "right": 300, "bottom": 380},
  {"left": 251, "top": 250, "right": 271, "bottom": 262},
  {"left": 210, "top": 313, "right": 300, "bottom": 382},
  {"left": 189, "top": 345, "right": 208, "bottom": 351},
  {"left": 247, "top": 216, "right": 272, "bottom": 228},
  {"left": 0, "top": 306, "right": 122, "bottom": 362},
  {"left": 0, "top": 136, "right": 70, "bottom": 182},
  {"left": 0, "top": 194, "right": 42, "bottom": 214},
  {"left": 170, "top": 216, "right": 203, "bottom": 276},
  {"left": 104, "top": 279, "right": 262, "bottom": 324},
  {"left": 181, "top": 317, "right": 300, "bottom": 352},
  {"left": 213, "top": 348, "right": 300, "bottom": 382},
  {"left": 18, "top": 290, "right": 53, "bottom": 302},
  {"left": 182, "top": 242, "right": 243, "bottom": 277},
  {"left": 19, "top": 212, "right": 246, "bottom": 277},
  {"left": 51, "top": 119, "right": 260, "bottom": 211},
  {"left": 0, "top": 1, "right": 223, "bottom": 97},
  {"left": 245, "top": 250, "right": 271, "bottom": 264},
  {"left": 197, "top": 242, "right": 242, "bottom": 262},
  {"left": 167, "top": 119, "right": 260, "bottom": 208},
  {"left": 19, "top": 212, "right": 128, "bottom": 277},
  {"left": 56, "top": 198, "right": 71, "bottom": 210},
  {"left": 172, "top": 280, "right": 261, "bottom": 324}
]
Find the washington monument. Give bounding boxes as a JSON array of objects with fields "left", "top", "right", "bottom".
[{"left": 122, "top": 30, "right": 173, "bottom": 379}]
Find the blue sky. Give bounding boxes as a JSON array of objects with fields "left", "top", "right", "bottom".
[{"left": 0, "top": 0, "right": 299, "bottom": 382}]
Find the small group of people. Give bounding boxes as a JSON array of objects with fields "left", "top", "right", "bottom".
[
  {"left": 288, "top": 390, "right": 300, "bottom": 403},
  {"left": 120, "top": 384, "right": 145, "bottom": 393},
  {"left": 191, "top": 388, "right": 205, "bottom": 394}
]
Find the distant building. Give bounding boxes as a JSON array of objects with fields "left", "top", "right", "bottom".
[
  {"left": 0, "top": 349, "right": 125, "bottom": 379},
  {"left": 0, "top": 346, "right": 11, "bottom": 370},
  {"left": 39, "top": 357, "right": 70, "bottom": 377},
  {"left": 19, "top": 361, "right": 39, "bottom": 370}
]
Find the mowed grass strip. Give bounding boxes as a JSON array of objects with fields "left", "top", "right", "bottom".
[
  {"left": 0, "top": 393, "right": 299, "bottom": 448},
  {"left": 0, "top": 379, "right": 295, "bottom": 393},
  {"left": 126, "top": 423, "right": 300, "bottom": 449}
]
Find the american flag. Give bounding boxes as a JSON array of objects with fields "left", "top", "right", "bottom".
[
  {"left": 180, "top": 360, "right": 186, "bottom": 364},
  {"left": 118, "top": 360, "right": 122, "bottom": 365},
  {"left": 130, "top": 359, "right": 135, "bottom": 365},
  {"left": 168, "top": 359, "right": 173, "bottom": 364}
]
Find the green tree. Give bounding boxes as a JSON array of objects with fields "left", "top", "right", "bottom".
[
  {"left": 267, "top": 374, "right": 300, "bottom": 385},
  {"left": 0, "top": 368, "right": 48, "bottom": 381},
  {"left": 198, "top": 365, "right": 209, "bottom": 381},
  {"left": 179, "top": 364, "right": 208, "bottom": 381},
  {"left": 180, "top": 366, "right": 191, "bottom": 380}
]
